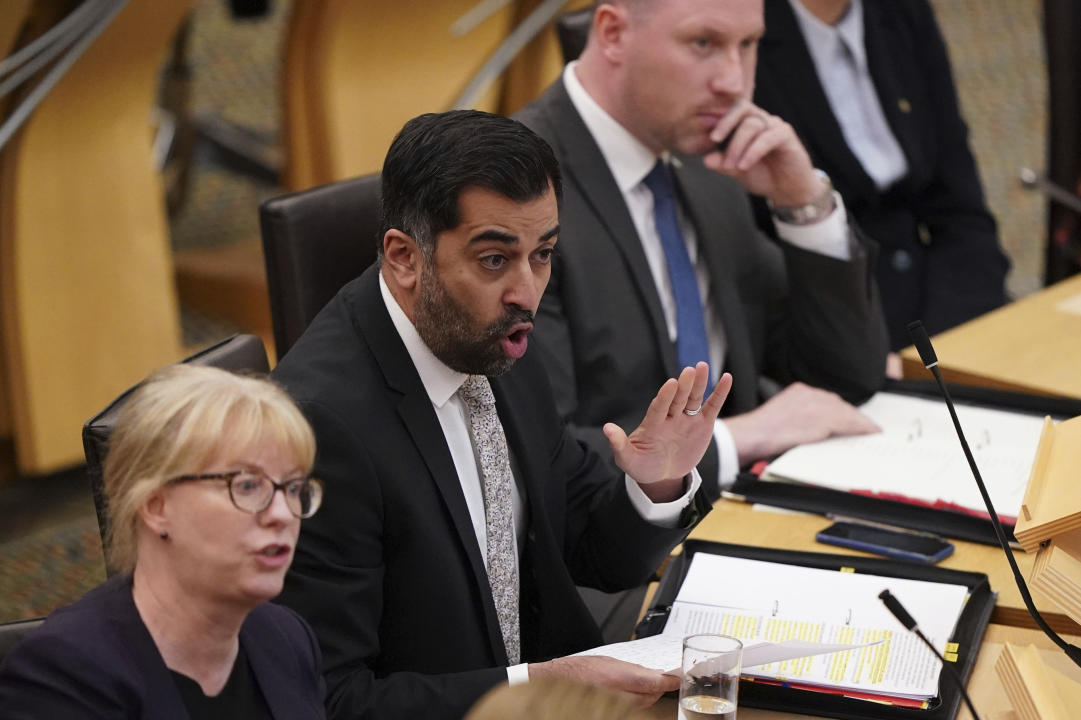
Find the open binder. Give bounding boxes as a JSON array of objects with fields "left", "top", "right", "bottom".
[
  {"left": 727, "top": 379, "right": 1081, "bottom": 546},
  {"left": 638, "top": 540, "right": 996, "bottom": 720}
]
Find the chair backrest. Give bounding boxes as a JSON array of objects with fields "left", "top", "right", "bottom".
[
  {"left": 556, "top": 8, "right": 593, "bottom": 64},
  {"left": 81, "top": 334, "right": 270, "bottom": 575},
  {"left": 0, "top": 617, "right": 44, "bottom": 663},
  {"left": 259, "top": 174, "right": 382, "bottom": 361}
]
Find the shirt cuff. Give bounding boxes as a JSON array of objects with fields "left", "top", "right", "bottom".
[
  {"left": 772, "top": 191, "right": 851, "bottom": 261},
  {"left": 624, "top": 471, "right": 702, "bottom": 528},
  {"left": 507, "top": 663, "right": 530, "bottom": 685},
  {"left": 713, "top": 419, "right": 740, "bottom": 491}
]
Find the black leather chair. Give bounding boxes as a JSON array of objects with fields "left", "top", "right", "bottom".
[
  {"left": 557, "top": 7, "right": 593, "bottom": 64},
  {"left": 259, "top": 174, "right": 381, "bottom": 361},
  {"left": 0, "top": 617, "right": 44, "bottom": 663},
  {"left": 81, "top": 334, "right": 270, "bottom": 575}
]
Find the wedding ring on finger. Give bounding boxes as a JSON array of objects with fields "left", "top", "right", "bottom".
[{"left": 683, "top": 405, "right": 703, "bottom": 416}]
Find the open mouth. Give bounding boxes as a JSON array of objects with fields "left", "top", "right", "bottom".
[
  {"left": 260, "top": 545, "right": 289, "bottom": 557},
  {"left": 500, "top": 324, "right": 532, "bottom": 359}
]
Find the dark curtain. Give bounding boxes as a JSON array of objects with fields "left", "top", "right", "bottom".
[{"left": 1043, "top": 0, "right": 1081, "bottom": 283}]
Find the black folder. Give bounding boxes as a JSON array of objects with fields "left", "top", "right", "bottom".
[
  {"left": 728, "top": 379, "right": 1081, "bottom": 546},
  {"left": 637, "top": 539, "right": 995, "bottom": 720}
]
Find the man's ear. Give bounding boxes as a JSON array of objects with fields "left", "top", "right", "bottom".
[
  {"left": 382, "top": 229, "right": 422, "bottom": 291},
  {"left": 592, "top": 3, "right": 632, "bottom": 63}
]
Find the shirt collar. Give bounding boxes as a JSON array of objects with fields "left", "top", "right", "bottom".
[
  {"left": 788, "top": 0, "right": 867, "bottom": 73},
  {"left": 378, "top": 270, "right": 468, "bottom": 407},
  {"left": 562, "top": 61, "right": 660, "bottom": 192}
]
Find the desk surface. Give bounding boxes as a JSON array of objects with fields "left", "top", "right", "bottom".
[
  {"left": 644, "top": 624, "right": 1081, "bottom": 720},
  {"left": 684, "top": 500, "right": 1080, "bottom": 635},
  {"left": 900, "top": 274, "right": 1081, "bottom": 399}
]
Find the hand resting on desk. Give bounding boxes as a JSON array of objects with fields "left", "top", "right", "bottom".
[
  {"left": 725, "top": 382, "right": 880, "bottom": 463},
  {"left": 528, "top": 655, "right": 679, "bottom": 708}
]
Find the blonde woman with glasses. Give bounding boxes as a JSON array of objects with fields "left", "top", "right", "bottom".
[{"left": 0, "top": 365, "right": 327, "bottom": 719}]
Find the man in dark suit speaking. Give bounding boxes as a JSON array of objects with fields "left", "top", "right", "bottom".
[
  {"left": 516, "top": 0, "right": 889, "bottom": 499},
  {"left": 273, "top": 110, "right": 732, "bottom": 719}
]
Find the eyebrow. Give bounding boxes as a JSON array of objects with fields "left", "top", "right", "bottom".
[{"left": 468, "top": 224, "right": 560, "bottom": 245}]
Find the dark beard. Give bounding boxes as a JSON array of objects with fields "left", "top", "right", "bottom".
[{"left": 414, "top": 266, "right": 534, "bottom": 376}]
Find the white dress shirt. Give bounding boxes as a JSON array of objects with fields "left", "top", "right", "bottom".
[
  {"left": 788, "top": 0, "right": 908, "bottom": 190},
  {"left": 562, "top": 62, "right": 851, "bottom": 489},
  {"left": 378, "top": 273, "right": 700, "bottom": 682}
]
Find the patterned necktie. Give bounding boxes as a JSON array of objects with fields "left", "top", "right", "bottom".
[
  {"left": 458, "top": 375, "right": 520, "bottom": 664},
  {"left": 642, "top": 160, "right": 712, "bottom": 393}
]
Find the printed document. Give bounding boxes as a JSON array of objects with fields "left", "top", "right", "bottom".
[
  {"left": 578, "top": 553, "right": 969, "bottom": 700},
  {"left": 762, "top": 391, "right": 1048, "bottom": 521}
]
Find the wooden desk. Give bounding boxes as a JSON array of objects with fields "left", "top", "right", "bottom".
[
  {"left": 644, "top": 625, "right": 1081, "bottom": 720},
  {"left": 684, "top": 500, "right": 1080, "bottom": 635},
  {"left": 900, "top": 274, "right": 1081, "bottom": 399}
]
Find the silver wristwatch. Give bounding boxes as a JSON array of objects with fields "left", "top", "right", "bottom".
[{"left": 769, "top": 169, "right": 835, "bottom": 225}]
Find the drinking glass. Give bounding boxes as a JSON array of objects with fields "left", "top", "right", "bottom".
[{"left": 679, "top": 634, "right": 742, "bottom": 720}]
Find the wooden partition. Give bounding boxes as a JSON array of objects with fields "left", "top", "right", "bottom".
[
  {"left": 0, "top": 1, "right": 36, "bottom": 441},
  {"left": 282, "top": 0, "right": 590, "bottom": 190},
  {"left": 0, "top": 0, "right": 188, "bottom": 473}
]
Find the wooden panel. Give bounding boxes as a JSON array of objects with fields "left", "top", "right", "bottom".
[
  {"left": 282, "top": 0, "right": 517, "bottom": 190},
  {"left": 687, "top": 500, "right": 1081, "bottom": 635},
  {"left": 901, "top": 274, "right": 1081, "bottom": 400},
  {"left": 0, "top": 0, "right": 36, "bottom": 440},
  {"left": 0, "top": 0, "right": 187, "bottom": 473},
  {"left": 498, "top": 0, "right": 593, "bottom": 116}
]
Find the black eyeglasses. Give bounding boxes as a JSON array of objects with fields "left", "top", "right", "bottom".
[{"left": 166, "top": 470, "right": 324, "bottom": 519}]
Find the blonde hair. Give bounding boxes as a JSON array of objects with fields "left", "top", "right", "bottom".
[
  {"left": 103, "top": 364, "right": 315, "bottom": 573},
  {"left": 464, "top": 678, "right": 654, "bottom": 720}
]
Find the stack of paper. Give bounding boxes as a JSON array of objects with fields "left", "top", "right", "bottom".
[
  {"left": 577, "top": 553, "right": 969, "bottom": 704},
  {"left": 761, "top": 392, "right": 1048, "bottom": 522}
]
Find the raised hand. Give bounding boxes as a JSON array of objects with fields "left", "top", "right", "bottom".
[{"left": 604, "top": 363, "right": 732, "bottom": 501}]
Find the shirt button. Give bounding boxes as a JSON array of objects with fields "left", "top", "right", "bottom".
[{"left": 891, "top": 249, "right": 913, "bottom": 272}]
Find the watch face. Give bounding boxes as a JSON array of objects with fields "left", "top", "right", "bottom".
[{"left": 772, "top": 170, "right": 834, "bottom": 225}]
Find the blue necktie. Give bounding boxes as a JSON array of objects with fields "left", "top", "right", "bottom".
[{"left": 642, "top": 160, "right": 712, "bottom": 393}]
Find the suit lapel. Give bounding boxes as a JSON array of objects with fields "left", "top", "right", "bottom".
[
  {"left": 351, "top": 268, "right": 507, "bottom": 662},
  {"left": 242, "top": 619, "right": 299, "bottom": 719},
  {"left": 105, "top": 576, "right": 189, "bottom": 720},
  {"left": 543, "top": 81, "right": 677, "bottom": 372},
  {"left": 760, "top": 0, "right": 877, "bottom": 203}
]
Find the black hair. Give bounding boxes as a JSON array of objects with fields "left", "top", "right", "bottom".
[{"left": 378, "top": 110, "right": 562, "bottom": 258}]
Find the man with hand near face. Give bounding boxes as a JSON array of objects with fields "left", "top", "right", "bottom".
[
  {"left": 273, "top": 110, "right": 732, "bottom": 720},
  {"left": 517, "top": 0, "right": 889, "bottom": 499}
]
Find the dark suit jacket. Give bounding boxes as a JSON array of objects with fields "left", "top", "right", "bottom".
[
  {"left": 0, "top": 574, "right": 325, "bottom": 719},
  {"left": 272, "top": 266, "right": 709, "bottom": 720},
  {"left": 515, "top": 79, "right": 888, "bottom": 498},
  {"left": 755, "top": 0, "right": 1009, "bottom": 349}
]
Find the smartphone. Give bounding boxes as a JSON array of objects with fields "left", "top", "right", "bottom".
[{"left": 815, "top": 521, "right": 954, "bottom": 564}]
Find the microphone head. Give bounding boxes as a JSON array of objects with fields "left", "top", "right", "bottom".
[
  {"left": 878, "top": 589, "right": 919, "bottom": 631},
  {"left": 906, "top": 321, "right": 938, "bottom": 369}
]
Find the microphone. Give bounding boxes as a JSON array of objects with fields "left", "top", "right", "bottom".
[
  {"left": 906, "top": 321, "right": 1081, "bottom": 669},
  {"left": 878, "top": 590, "right": 982, "bottom": 720},
  {"left": 877, "top": 589, "right": 916, "bottom": 630}
]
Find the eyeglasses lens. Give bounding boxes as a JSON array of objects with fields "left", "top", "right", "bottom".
[{"left": 228, "top": 473, "right": 322, "bottom": 518}]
